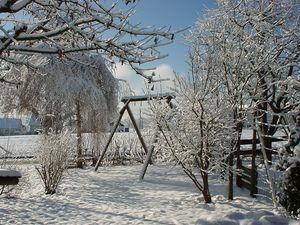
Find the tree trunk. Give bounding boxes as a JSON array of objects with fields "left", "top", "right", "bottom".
[
  {"left": 202, "top": 172, "right": 212, "bottom": 203},
  {"left": 76, "top": 100, "right": 83, "bottom": 168},
  {"left": 258, "top": 73, "right": 272, "bottom": 163},
  {"left": 250, "top": 127, "right": 257, "bottom": 197},
  {"left": 90, "top": 111, "right": 100, "bottom": 166},
  {"left": 258, "top": 102, "right": 272, "bottom": 163},
  {"left": 228, "top": 152, "right": 233, "bottom": 200}
]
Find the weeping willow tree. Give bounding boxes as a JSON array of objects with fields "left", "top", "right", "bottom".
[{"left": 1, "top": 54, "right": 118, "bottom": 168}]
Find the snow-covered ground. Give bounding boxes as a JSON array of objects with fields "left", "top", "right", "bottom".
[
  {"left": 0, "top": 135, "right": 40, "bottom": 156},
  {"left": 0, "top": 164, "right": 298, "bottom": 225},
  {"left": 0, "top": 134, "right": 298, "bottom": 225}
]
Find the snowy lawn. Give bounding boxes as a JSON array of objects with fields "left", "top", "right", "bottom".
[
  {"left": 0, "top": 164, "right": 297, "bottom": 225},
  {"left": 0, "top": 135, "right": 40, "bottom": 157}
]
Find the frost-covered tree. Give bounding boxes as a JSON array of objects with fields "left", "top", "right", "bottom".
[
  {"left": 0, "top": 0, "right": 175, "bottom": 84},
  {"left": 156, "top": 0, "right": 299, "bottom": 203},
  {"left": 151, "top": 74, "right": 236, "bottom": 203},
  {"left": 186, "top": 0, "right": 299, "bottom": 205},
  {"left": 2, "top": 54, "right": 118, "bottom": 168},
  {"left": 232, "top": 0, "right": 300, "bottom": 160},
  {"left": 41, "top": 55, "right": 118, "bottom": 168},
  {"left": 189, "top": 0, "right": 299, "bottom": 145},
  {"left": 185, "top": 0, "right": 253, "bottom": 200}
]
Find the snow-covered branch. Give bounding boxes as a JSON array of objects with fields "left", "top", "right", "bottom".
[{"left": 0, "top": 0, "right": 175, "bottom": 80}]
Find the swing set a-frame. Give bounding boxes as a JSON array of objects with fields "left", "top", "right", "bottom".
[{"left": 94, "top": 92, "right": 175, "bottom": 180}]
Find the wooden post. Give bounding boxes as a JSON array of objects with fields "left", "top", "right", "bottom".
[
  {"left": 228, "top": 152, "right": 233, "bottom": 200},
  {"left": 250, "top": 127, "right": 258, "bottom": 197},
  {"left": 139, "top": 96, "right": 174, "bottom": 181},
  {"left": 126, "top": 105, "right": 152, "bottom": 164},
  {"left": 166, "top": 96, "right": 174, "bottom": 109},
  {"left": 265, "top": 137, "right": 272, "bottom": 163},
  {"left": 139, "top": 129, "right": 160, "bottom": 181},
  {"left": 94, "top": 100, "right": 130, "bottom": 171},
  {"left": 236, "top": 135, "right": 242, "bottom": 187},
  {"left": 75, "top": 99, "right": 83, "bottom": 168}
]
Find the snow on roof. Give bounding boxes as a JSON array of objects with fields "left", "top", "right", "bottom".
[
  {"left": 0, "top": 168, "right": 22, "bottom": 177},
  {"left": 0, "top": 118, "right": 23, "bottom": 129}
]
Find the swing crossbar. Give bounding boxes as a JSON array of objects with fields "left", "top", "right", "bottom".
[{"left": 121, "top": 92, "right": 175, "bottom": 103}]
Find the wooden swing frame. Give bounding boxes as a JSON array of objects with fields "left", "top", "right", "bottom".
[{"left": 94, "top": 92, "right": 175, "bottom": 175}]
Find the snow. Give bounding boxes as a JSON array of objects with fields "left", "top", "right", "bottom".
[
  {"left": 0, "top": 164, "right": 297, "bottom": 225},
  {"left": 0, "top": 135, "right": 40, "bottom": 156},
  {"left": 0, "top": 134, "right": 299, "bottom": 224}
]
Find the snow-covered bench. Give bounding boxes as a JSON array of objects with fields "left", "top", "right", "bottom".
[{"left": 0, "top": 169, "right": 22, "bottom": 185}]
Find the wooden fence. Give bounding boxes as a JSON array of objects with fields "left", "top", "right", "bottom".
[{"left": 236, "top": 134, "right": 286, "bottom": 197}]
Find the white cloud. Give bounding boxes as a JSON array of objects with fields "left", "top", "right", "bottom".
[
  {"left": 113, "top": 63, "right": 145, "bottom": 95},
  {"left": 145, "top": 64, "right": 176, "bottom": 94},
  {"left": 113, "top": 63, "right": 134, "bottom": 80},
  {"left": 113, "top": 63, "right": 176, "bottom": 96}
]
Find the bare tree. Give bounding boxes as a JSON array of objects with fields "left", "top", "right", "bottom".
[
  {"left": 0, "top": 0, "right": 176, "bottom": 84},
  {"left": 1, "top": 54, "right": 118, "bottom": 168}
]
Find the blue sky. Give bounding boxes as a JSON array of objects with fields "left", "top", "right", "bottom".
[
  {"left": 131, "top": 0, "right": 217, "bottom": 74},
  {"left": 112, "top": 0, "right": 217, "bottom": 95}
]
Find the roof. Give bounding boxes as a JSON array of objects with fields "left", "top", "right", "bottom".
[{"left": 0, "top": 118, "right": 23, "bottom": 129}]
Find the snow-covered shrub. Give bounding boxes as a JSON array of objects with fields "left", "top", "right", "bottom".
[
  {"left": 278, "top": 161, "right": 300, "bottom": 218},
  {"left": 82, "top": 132, "right": 147, "bottom": 166},
  {"left": 35, "top": 130, "right": 73, "bottom": 194},
  {"left": 102, "top": 133, "right": 146, "bottom": 166},
  {"left": 277, "top": 114, "right": 300, "bottom": 217}
]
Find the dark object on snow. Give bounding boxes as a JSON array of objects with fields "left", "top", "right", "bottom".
[
  {"left": 277, "top": 112, "right": 300, "bottom": 217},
  {"left": 0, "top": 169, "right": 22, "bottom": 185},
  {"left": 278, "top": 161, "right": 300, "bottom": 217}
]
